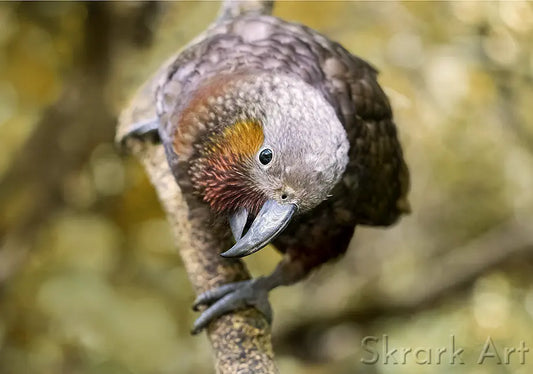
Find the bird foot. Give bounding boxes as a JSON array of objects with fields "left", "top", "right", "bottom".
[
  {"left": 191, "top": 278, "right": 273, "bottom": 335},
  {"left": 121, "top": 118, "right": 160, "bottom": 145}
]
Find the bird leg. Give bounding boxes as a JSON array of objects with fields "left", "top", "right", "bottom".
[{"left": 191, "top": 259, "right": 301, "bottom": 334}]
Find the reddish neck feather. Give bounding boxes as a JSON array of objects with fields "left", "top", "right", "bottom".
[{"left": 190, "top": 120, "right": 266, "bottom": 214}]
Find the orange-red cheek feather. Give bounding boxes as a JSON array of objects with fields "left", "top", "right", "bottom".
[{"left": 190, "top": 121, "right": 267, "bottom": 214}]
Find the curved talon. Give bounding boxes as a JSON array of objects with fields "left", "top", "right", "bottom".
[
  {"left": 191, "top": 279, "right": 273, "bottom": 335},
  {"left": 192, "top": 281, "right": 247, "bottom": 311},
  {"left": 192, "top": 293, "right": 246, "bottom": 334},
  {"left": 120, "top": 119, "right": 161, "bottom": 145}
]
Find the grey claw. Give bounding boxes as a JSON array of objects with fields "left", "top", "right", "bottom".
[
  {"left": 121, "top": 119, "right": 160, "bottom": 145},
  {"left": 190, "top": 279, "right": 273, "bottom": 335},
  {"left": 191, "top": 292, "right": 246, "bottom": 334},
  {"left": 192, "top": 282, "right": 246, "bottom": 311}
]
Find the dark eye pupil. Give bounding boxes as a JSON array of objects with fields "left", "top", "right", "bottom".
[{"left": 259, "top": 149, "right": 272, "bottom": 165}]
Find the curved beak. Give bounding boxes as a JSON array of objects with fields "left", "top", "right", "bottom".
[{"left": 222, "top": 199, "right": 297, "bottom": 258}]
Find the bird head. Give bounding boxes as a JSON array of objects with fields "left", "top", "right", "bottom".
[{"left": 180, "top": 74, "right": 349, "bottom": 257}]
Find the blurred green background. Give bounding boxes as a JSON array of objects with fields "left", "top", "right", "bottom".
[{"left": 1, "top": 1, "right": 533, "bottom": 373}]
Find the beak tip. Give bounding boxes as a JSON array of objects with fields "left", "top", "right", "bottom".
[
  {"left": 222, "top": 200, "right": 297, "bottom": 259},
  {"left": 220, "top": 247, "right": 245, "bottom": 258},
  {"left": 219, "top": 250, "right": 232, "bottom": 258}
]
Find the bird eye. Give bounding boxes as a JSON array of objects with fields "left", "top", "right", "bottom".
[{"left": 259, "top": 148, "right": 273, "bottom": 165}]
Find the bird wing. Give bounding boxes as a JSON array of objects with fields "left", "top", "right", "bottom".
[{"left": 313, "top": 41, "right": 412, "bottom": 225}]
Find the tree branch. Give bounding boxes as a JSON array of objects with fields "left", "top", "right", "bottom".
[{"left": 118, "top": 62, "right": 278, "bottom": 374}]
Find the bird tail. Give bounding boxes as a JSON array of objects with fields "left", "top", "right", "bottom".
[{"left": 217, "top": 0, "right": 273, "bottom": 21}]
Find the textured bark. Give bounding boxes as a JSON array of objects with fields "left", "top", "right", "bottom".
[{"left": 117, "top": 60, "right": 278, "bottom": 374}]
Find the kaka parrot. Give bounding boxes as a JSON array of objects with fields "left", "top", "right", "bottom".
[{"left": 120, "top": 0, "right": 410, "bottom": 334}]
